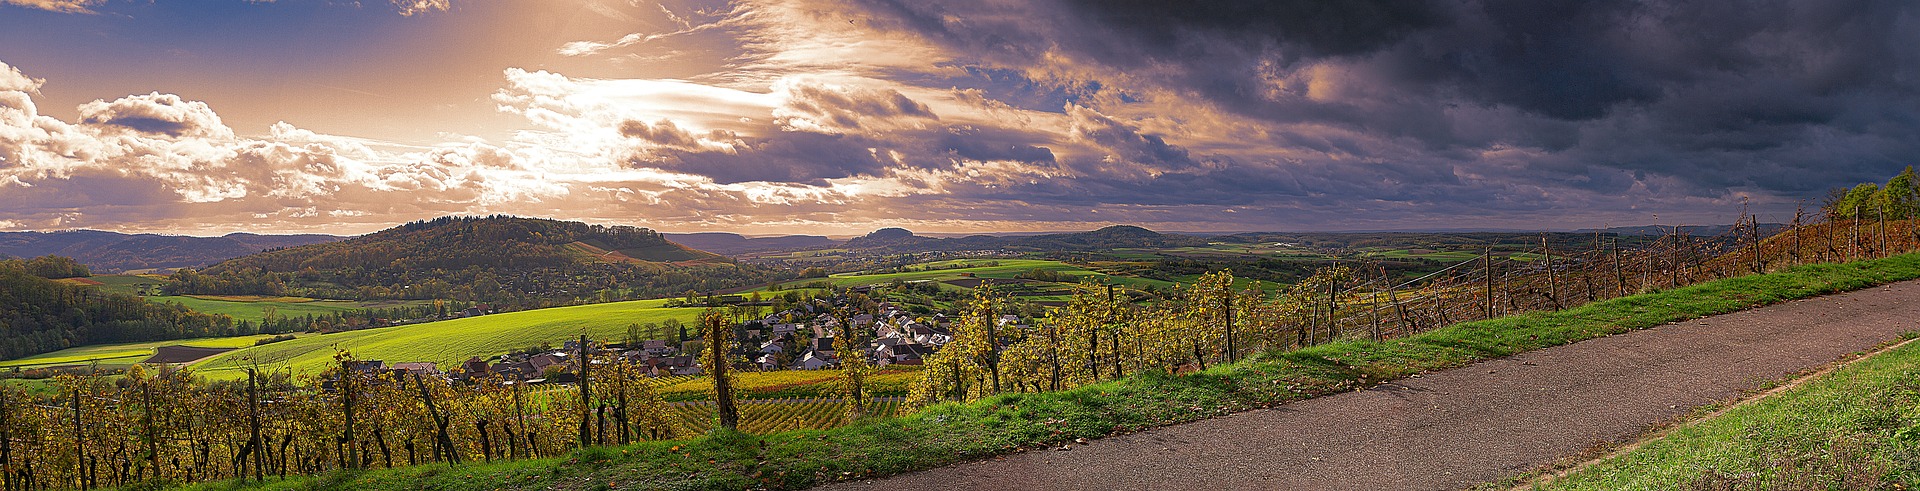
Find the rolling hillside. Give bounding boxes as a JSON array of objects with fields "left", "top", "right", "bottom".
[
  {"left": 664, "top": 232, "right": 839, "bottom": 255},
  {"left": 189, "top": 298, "right": 707, "bottom": 379},
  {"left": 0, "top": 230, "right": 340, "bottom": 273},
  {"left": 838, "top": 225, "right": 1210, "bottom": 252},
  {"left": 171, "top": 215, "right": 777, "bottom": 303}
]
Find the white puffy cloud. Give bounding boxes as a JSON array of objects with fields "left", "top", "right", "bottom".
[
  {"left": 391, "top": 0, "right": 452, "bottom": 16},
  {"left": 1, "top": 0, "right": 105, "bottom": 14},
  {"left": 78, "top": 93, "right": 236, "bottom": 139},
  {"left": 0, "top": 63, "right": 42, "bottom": 93}
]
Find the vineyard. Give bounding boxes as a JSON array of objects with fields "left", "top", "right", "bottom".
[
  {"left": 2, "top": 206, "right": 1917, "bottom": 490},
  {"left": 664, "top": 398, "right": 907, "bottom": 435},
  {"left": 900, "top": 207, "right": 1920, "bottom": 407}
]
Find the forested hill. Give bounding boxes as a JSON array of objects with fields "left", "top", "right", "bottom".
[
  {"left": 0, "top": 230, "right": 340, "bottom": 273},
  {"left": 0, "top": 258, "right": 236, "bottom": 361},
  {"left": 169, "top": 215, "right": 776, "bottom": 304}
]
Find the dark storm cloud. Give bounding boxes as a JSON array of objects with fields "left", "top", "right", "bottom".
[
  {"left": 640, "top": 130, "right": 890, "bottom": 184},
  {"left": 775, "top": 80, "right": 936, "bottom": 131},
  {"left": 621, "top": 123, "right": 1060, "bottom": 185},
  {"left": 848, "top": 0, "right": 1920, "bottom": 219}
]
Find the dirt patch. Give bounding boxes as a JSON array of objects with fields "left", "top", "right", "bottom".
[
  {"left": 145, "top": 345, "right": 237, "bottom": 364},
  {"left": 57, "top": 277, "right": 106, "bottom": 286}
]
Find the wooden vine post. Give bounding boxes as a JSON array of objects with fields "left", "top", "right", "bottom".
[
  {"left": 704, "top": 310, "right": 740, "bottom": 431},
  {"left": 247, "top": 368, "right": 264, "bottom": 481},
  {"left": 0, "top": 387, "right": 9, "bottom": 491},
  {"left": 73, "top": 387, "right": 85, "bottom": 490},
  {"left": 511, "top": 379, "right": 527, "bottom": 459},
  {"left": 1222, "top": 285, "right": 1236, "bottom": 362},
  {"left": 1366, "top": 277, "right": 1382, "bottom": 342},
  {"left": 1482, "top": 248, "right": 1494, "bottom": 319},
  {"left": 1386, "top": 271, "right": 1410, "bottom": 337},
  {"left": 1543, "top": 236, "right": 1561, "bottom": 309},
  {"left": 1325, "top": 269, "right": 1340, "bottom": 341},
  {"left": 1880, "top": 203, "right": 1889, "bottom": 259},
  {"left": 338, "top": 354, "right": 357, "bottom": 471},
  {"left": 576, "top": 334, "right": 590, "bottom": 449},
  {"left": 412, "top": 374, "right": 459, "bottom": 465}
]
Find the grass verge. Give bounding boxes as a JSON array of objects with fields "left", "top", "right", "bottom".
[
  {"left": 1530, "top": 336, "right": 1920, "bottom": 489},
  {"left": 176, "top": 253, "right": 1920, "bottom": 491}
]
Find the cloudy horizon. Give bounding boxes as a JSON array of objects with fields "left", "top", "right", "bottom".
[{"left": 2, "top": 0, "right": 1915, "bottom": 236}]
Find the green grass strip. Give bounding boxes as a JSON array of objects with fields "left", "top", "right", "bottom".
[
  {"left": 175, "top": 253, "right": 1920, "bottom": 491},
  {"left": 1536, "top": 334, "right": 1920, "bottom": 489}
]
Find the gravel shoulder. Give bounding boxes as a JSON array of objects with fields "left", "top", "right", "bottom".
[{"left": 820, "top": 281, "right": 1920, "bottom": 491}]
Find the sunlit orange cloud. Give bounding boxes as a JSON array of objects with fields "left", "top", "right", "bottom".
[{"left": 9, "top": 0, "right": 1889, "bottom": 237}]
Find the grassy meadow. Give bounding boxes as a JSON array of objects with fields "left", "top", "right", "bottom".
[
  {"left": 1535, "top": 336, "right": 1920, "bottom": 489},
  {"left": 79, "top": 274, "right": 436, "bottom": 323},
  {"left": 747, "top": 258, "right": 1276, "bottom": 307},
  {"left": 189, "top": 298, "right": 708, "bottom": 380},
  {"left": 0, "top": 333, "right": 287, "bottom": 369}
]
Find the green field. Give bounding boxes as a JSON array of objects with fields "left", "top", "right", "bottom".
[
  {"left": 759, "top": 259, "right": 1178, "bottom": 294},
  {"left": 1539, "top": 337, "right": 1920, "bottom": 489},
  {"left": 82, "top": 275, "right": 436, "bottom": 323},
  {"left": 0, "top": 334, "right": 287, "bottom": 369},
  {"left": 746, "top": 258, "right": 1196, "bottom": 309},
  {"left": 1147, "top": 242, "right": 1335, "bottom": 260},
  {"left": 189, "top": 298, "right": 708, "bottom": 380},
  {"left": 1363, "top": 248, "right": 1484, "bottom": 262},
  {"left": 150, "top": 295, "right": 433, "bottom": 323},
  {"left": 85, "top": 273, "right": 166, "bottom": 295}
]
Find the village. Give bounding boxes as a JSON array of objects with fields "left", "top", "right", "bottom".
[{"left": 339, "top": 288, "right": 1023, "bottom": 385}]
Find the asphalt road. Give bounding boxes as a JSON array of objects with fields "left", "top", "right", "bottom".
[{"left": 819, "top": 280, "right": 1920, "bottom": 490}]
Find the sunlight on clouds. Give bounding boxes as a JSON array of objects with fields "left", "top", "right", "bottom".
[
  {"left": 0, "top": 0, "right": 104, "bottom": 14},
  {"left": 392, "top": 0, "right": 453, "bottom": 16}
]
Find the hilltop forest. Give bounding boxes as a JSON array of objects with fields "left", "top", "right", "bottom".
[{"left": 164, "top": 216, "right": 783, "bottom": 305}]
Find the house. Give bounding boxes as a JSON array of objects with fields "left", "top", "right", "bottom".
[
  {"left": 756, "top": 353, "right": 781, "bottom": 371},
  {"left": 492, "top": 361, "right": 535, "bottom": 379},
  {"left": 794, "top": 350, "right": 834, "bottom": 370},
  {"left": 907, "top": 323, "right": 953, "bottom": 346},
  {"left": 462, "top": 357, "right": 490, "bottom": 376},
  {"left": 874, "top": 336, "right": 908, "bottom": 350},
  {"left": 641, "top": 339, "right": 675, "bottom": 356},
  {"left": 759, "top": 337, "right": 787, "bottom": 355},
  {"left": 811, "top": 316, "right": 839, "bottom": 339},
  {"left": 883, "top": 343, "right": 934, "bottom": 365},
  {"left": 389, "top": 362, "right": 441, "bottom": 377},
  {"left": 814, "top": 337, "right": 836, "bottom": 353},
  {"left": 621, "top": 350, "right": 651, "bottom": 363},
  {"left": 770, "top": 323, "right": 800, "bottom": 336},
  {"left": 346, "top": 360, "right": 386, "bottom": 373},
  {"left": 528, "top": 353, "right": 565, "bottom": 373}
]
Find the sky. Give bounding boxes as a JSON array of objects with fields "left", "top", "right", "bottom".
[{"left": 1, "top": 0, "right": 1917, "bottom": 236}]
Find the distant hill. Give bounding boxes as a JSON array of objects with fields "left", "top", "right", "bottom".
[
  {"left": 840, "top": 225, "right": 1209, "bottom": 252},
  {"left": 663, "top": 232, "right": 839, "bottom": 255},
  {"left": 0, "top": 230, "right": 340, "bottom": 273},
  {"left": 1575, "top": 224, "right": 1788, "bottom": 237},
  {"left": 844, "top": 226, "right": 940, "bottom": 249},
  {"left": 176, "top": 215, "right": 773, "bottom": 304}
]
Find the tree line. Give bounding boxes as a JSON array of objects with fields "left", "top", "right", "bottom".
[
  {"left": 1827, "top": 166, "right": 1920, "bottom": 220},
  {"left": 0, "top": 260, "right": 236, "bottom": 362}
]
